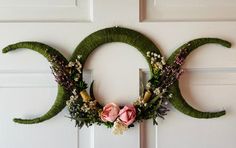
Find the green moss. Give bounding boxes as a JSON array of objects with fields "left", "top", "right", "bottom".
[
  {"left": 2, "top": 42, "right": 70, "bottom": 124},
  {"left": 71, "top": 27, "right": 161, "bottom": 77},
  {"left": 167, "top": 38, "right": 231, "bottom": 118}
]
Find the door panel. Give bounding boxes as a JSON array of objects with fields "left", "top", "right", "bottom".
[
  {"left": 0, "top": 0, "right": 91, "bottom": 22},
  {"left": 141, "top": 0, "right": 236, "bottom": 21},
  {"left": 0, "top": 88, "right": 77, "bottom": 148}
]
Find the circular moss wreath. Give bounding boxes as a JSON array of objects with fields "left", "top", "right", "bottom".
[{"left": 2, "top": 27, "right": 231, "bottom": 134}]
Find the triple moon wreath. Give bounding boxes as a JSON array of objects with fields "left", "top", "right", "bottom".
[{"left": 2, "top": 27, "right": 232, "bottom": 135}]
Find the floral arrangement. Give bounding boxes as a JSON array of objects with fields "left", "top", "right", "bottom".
[
  {"left": 2, "top": 27, "right": 231, "bottom": 135},
  {"left": 51, "top": 46, "right": 203, "bottom": 135}
]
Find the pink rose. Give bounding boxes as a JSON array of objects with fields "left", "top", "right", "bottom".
[
  {"left": 100, "top": 103, "right": 120, "bottom": 122},
  {"left": 119, "top": 105, "right": 136, "bottom": 126}
]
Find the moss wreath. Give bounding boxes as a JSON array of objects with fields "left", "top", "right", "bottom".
[{"left": 2, "top": 27, "right": 231, "bottom": 134}]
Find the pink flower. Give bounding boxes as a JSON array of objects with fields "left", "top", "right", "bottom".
[
  {"left": 100, "top": 103, "right": 120, "bottom": 122},
  {"left": 119, "top": 105, "right": 136, "bottom": 126}
]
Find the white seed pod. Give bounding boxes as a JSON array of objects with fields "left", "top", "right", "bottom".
[{"left": 154, "top": 88, "right": 161, "bottom": 95}]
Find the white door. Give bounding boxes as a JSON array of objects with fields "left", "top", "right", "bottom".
[{"left": 1, "top": 0, "right": 236, "bottom": 148}]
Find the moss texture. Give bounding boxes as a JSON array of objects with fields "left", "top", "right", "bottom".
[
  {"left": 71, "top": 27, "right": 161, "bottom": 77},
  {"left": 2, "top": 42, "right": 70, "bottom": 124}
]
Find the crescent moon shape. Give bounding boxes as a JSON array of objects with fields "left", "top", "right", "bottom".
[
  {"left": 2, "top": 42, "right": 69, "bottom": 124},
  {"left": 167, "top": 38, "right": 231, "bottom": 118},
  {"left": 70, "top": 27, "right": 163, "bottom": 107},
  {"left": 70, "top": 27, "right": 162, "bottom": 78}
]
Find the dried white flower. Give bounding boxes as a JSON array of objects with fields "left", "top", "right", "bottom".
[
  {"left": 112, "top": 120, "right": 128, "bottom": 135},
  {"left": 169, "top": 93, "right": 173, "bottom": 98},
  {"left": 70, "top": 95, "right": 78, "bottom": 101},
  {"left": 81, "top": 104, "right": 90, "bottom": 112},
  {"left": 68, "top": 62, "right": 75, "bottom": 67},
  {"left": 66, "top": 94, "right": 78, "bottom": 107},
  {"left": 156, "top": 62, "right": 163, "bottom": 69},
  {"left": 77, "top": 55, "right": 82, "bottom": 59},
  {"left": 146, "top": 82, "right": 151, "bottom": 89},
  {"left": 154, "top": 88, "right": 161, "bottom": 95},
  {"left": 164, "top": 101, "right": 169, "bottom": 105},
  {"left": 134, "top": 97, "right": 145, "bottom": 106},
  {"left": 76, "top": 68, "right": 82, "bottom": 74},
  {"left": 151, "top": 57, "right": 155, "bottom": 62},
  {"left": 72, "top": 89, "right": 77, "bottom": 95},
  {"left": 76, "top": 61, "right": 82, "bottom": 68},
  {"left": 161, "top": 57, "right": 166, "bottom": 65},
  {"left": 70, "top": 95, "right": 74, "bottom": 100},
  {"left": 66, "top": 100, "right": 71, "bottom": 106},
  {"left": 74, "top": 77, "right": 79, "bottom": 81},
  {"left": 153, "top": 62, "right": 163, "bottom": 70},
  {"left": 89, "top": 100, "right": 97, "bottom": 109}
]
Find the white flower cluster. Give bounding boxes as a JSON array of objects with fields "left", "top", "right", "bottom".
[
  {"left": 146, "top": 82, "right": 151, "bottom": 90},
  {"left": 112, "top": 120, "right": 128, "bottom": 135},
  {"left": 146, "top": 83, "right": 171, "bottom": 97},
  {"left": 146, "top": 51, "right": 166, "bottom": 70},
  {"left": 153, "top": 87, "right": 161, "bottom": 95},
  {"left": 81, "top": 100, "right": 97, "bottom": 112},
  {"left": 66, "top": 86, "right": 97, "bottom": 112},
  {"left": 66, "top": 88, "right": 78, "bottom": 107},
  {"left": 133, "top": 97, "right": 147, "bottom": 107},
  {"left": 146, "top": 82, "right": 162, "bottom": 95},
  {"left": 132, "top": 51, "right": 173, "bottom": 106},
  {"left": 67, "top": 55, "right": 83, "bottom": 82}
]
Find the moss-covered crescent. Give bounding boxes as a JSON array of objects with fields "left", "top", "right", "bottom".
[
  {"left": 167, "top": 38, "right": 231, "bottom": 118},
  {"left": 2, "top": 42, "right": 70, "bottom": 124}
]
